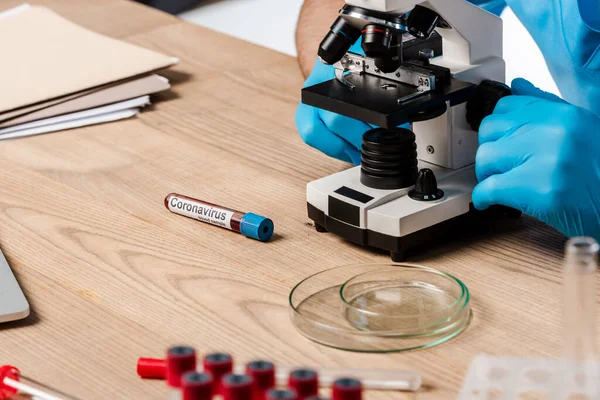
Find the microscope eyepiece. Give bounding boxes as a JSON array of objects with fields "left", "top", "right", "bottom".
[
  {"left": 406, "top": 5, "right": 441, "bottom": 39},
  {"left": 317, "top": 17, "right": 361, "bottom": 65}
]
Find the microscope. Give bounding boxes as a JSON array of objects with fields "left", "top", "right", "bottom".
[{"left": 303, "top": 0, "right": 516, "bottom": 261}]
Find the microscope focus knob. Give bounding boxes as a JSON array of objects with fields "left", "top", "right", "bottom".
[
  {"left": 409, "top": 169, "right": 444, "bottom": 201},
  {"left": 466, "top": 80, "right": 512, "bottom": 132}
]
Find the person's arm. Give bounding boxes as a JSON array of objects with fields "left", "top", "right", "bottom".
[{"left": 296, "top": 0, "right": 345, "bottom": 78}]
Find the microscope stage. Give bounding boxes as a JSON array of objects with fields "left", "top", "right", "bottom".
[{"left": 302, "top": 74, "right": 476, "bottom": 128}]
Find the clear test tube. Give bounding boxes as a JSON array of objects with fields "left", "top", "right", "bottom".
[
  {"left": 562, "top": 237, "right": 600, "bottom": 394},
  {"left": 0, "top": 365, "right": 80, "bottom": 400},
  {"left": 235, "top": 366, "right": 421, "bottom": 392},
  {"left": 563, "top": 237, "right": 598, "bottom": 362}
]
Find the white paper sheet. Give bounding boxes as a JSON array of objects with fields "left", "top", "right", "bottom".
[
  {"left": 0, "top": 96, "right": 150, "bottom": 134},
  {"left": 0, "top": 108, "right": 140, "bottom": 140}
]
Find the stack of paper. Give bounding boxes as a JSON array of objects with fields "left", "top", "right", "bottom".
[{"left": 0, "top": 4, "right": 179, "bottom": 140}]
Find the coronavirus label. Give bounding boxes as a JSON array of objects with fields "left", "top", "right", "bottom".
[{"left": 168, "top": 195, "right": 234, "bottom": 230}]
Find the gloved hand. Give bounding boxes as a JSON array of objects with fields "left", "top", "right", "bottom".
[
  {"left": 505, "top": 0, "right": 600, "bottom": 114},
  {"left": 473, "top": 78, "right": 600, "bottom": 240},
  {"left": 296, "top": 54, "right": 372, "bottom": 165},
  {"left": 295, "top": 1, "right": 506, "bottom": 164}
]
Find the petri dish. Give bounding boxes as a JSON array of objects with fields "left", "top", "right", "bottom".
[{"left": 289, "top": 263, "right": 471, "bottom": 353}]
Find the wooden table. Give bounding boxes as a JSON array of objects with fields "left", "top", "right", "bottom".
[{"left": 0, "top": 1, "right": 580, "bottom": 398}]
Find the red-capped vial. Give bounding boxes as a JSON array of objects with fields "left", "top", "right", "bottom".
[
  {"left": 167, "top": 346, "right": 197, "bottom": 388},
  {"left": 266, "top": 388, "right": 298, "bottom": 400},
  {"left": 203, "top": 353, "right": 233, "bottom": 395},
  {"left": 182, "top": 371, "right": 213, "bottom": 400},
  {"left": 222, "top": 373, "right": 253, "bottom": 400},
  {"left": 137, "top": 357, "right": 167, "bottom": 379},
  {"left": 0, "top": 365, "right": 19, "bottom": 399},
  {"left": 0, "top": 365, "right": 79, "bottom": 400},
  {"left": 246, "top": 360, "right": 276, "bottom": 400},
  {"left": 288, "top": 369, "right": 318, "bottom": 400},
  {"left": 305, "top": 397, "right": 328, "bottom": 400},
  {"left": 332, "top": 378, "right": 362, "bottom": 400}
]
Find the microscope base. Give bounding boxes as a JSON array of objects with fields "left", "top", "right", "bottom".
[{"left": 306, "top": 164, "right": 519, "bottom": 261}]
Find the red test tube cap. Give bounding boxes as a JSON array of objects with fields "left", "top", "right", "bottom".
[
  {"left": 267, "top": 388, "right": 298, "bottom": 400},
  {"left": 167, "top": 346, "right": 197, "bottom": 388},
  {"left": 0, "top": 365, "right": 19, "bottom": 400},
  {"left": 332, "top": 378, "right": 362, "bottom": 400},
  {"left": 182, "top": 371, "right": 213, "bottom": 400},
  {"left": 246, "top": 360, "right": 276, "bottom": 400},
  {"left": 222, "top": 373, "right": 253, "bottom": 400},
  {"left": 288, "top": 369, "right": 318, "bottom": 400},
  {"left": 137, "top": 357, "right": 167, "bottom": 379},
  {"left": 203, "top": 353, "right": 233, "bottom": 394}
]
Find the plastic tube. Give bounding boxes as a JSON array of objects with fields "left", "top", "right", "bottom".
[
  {"left": 237, "top": 366, "right": 421, "bottom": 392},
  {"left": 137, "top": 358, "right": 421, "bottom": 392},
  {"left": 563, "top": 237, "right": 598, "bottom": 362},
  {"left": 0, "top": 365, "right": 80, "bottom": 400}
]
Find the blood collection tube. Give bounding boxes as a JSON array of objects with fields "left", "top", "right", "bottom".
[
  {"left": 0, "top": 365, "right": 80, "bottom": 400},
  {"left": 332, "top": 378, "right": 362, "bottom": 400},
  {"left": 266, "top": 388, "right": 298, "bottom": 400},
  {"left": 167, "top": 346, "right": 197, "bottom": 400},
  {"left": 181, "top": 371, "right": 213, "bottom": 400},
  {"left": 246, "top": 360, "right": 276, "bottom": 400},
  {"left": 222, "top": 373, "right": 253, "bottom": 400},
  {"left": 271, "top": 366, "right": 421, "bottom": 392},
  {"left": 165, "top": 193, "right": 274, "bottom": 242},
  {"left": 203, "top": 353, "right": 234, "bottom": 395},
  {"left": 137, "top": 356, "right": 421, "bottom": 392},
  {"left": 288, "top": 369, "right": 318, "bottom": 400}
]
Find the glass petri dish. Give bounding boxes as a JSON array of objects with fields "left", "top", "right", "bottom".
[{"left": 289, "top": 263, "right": 471, "bottom": 353}]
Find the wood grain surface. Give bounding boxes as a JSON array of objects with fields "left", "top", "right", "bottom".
[{"left": 0, "top": 1, "right": 590, "bottom": 399}]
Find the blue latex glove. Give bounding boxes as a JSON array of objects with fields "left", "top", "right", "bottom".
[
  {"left": 473, "top": 78, "right": 600, "bottom": 240},
  {"left": 505, "top": 0, "right": 600, "bottom": 114},
  {"left": 296, "top": 56, "right": 372, "bottom": 165},
  {"left": 296, "top": 1, "right": 506, "bottom": 164}
]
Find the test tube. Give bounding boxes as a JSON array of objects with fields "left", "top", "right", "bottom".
[
  {"left": 222, "top": 373, "right": 253, "bottom": 400},
  {"left": 332, "top": 378, "right": 362, "bottom": 400},
  {"left": 246, "top": 360, "right": 276, "bottom": 400},
  {"left": 287, "top": 369, "right": 318, "bottom": 400},
  {"left": 137, "top": 357, "right": 422, "bottom": 392},
  {"left": 266, "top": 388, "right": 298, "bottom": 400},
  {"left": 0, "top": 365, "right": 80, "bottom": 400},
  {"left": 164, "top": 193, "right": 274, "bottom": 242},
  {"left": 273, "top": 366, "right": 421, "bottom": 392},
  {"left": 181, "top": 371, "right": 213, "bottom": 400},
  {"left": 563, "top": 237, "right": 598, "bottom": 362},
  {"left": 167, "top": 346, "right": 197, "bottom": 400},
  {"left": 203, "top": 353, "right": 234, "bottom": 395}
]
